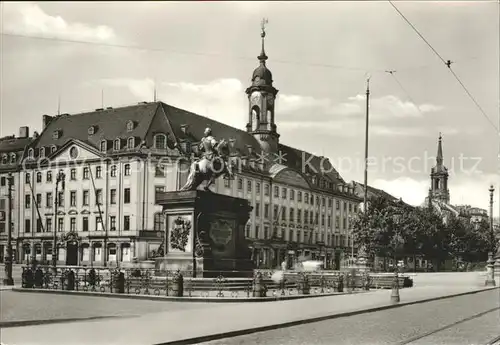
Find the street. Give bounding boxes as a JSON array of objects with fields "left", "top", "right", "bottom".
[
  {"left": 201, "top": 289, "right": 500, "bottom": 345},
  {"left": 0, "top": 290, "right": 220, "bottom": 324}
]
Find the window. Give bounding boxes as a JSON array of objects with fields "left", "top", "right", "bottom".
[
  {"left": 51, "top": 145, "right": 57, "bottom": 153},
  {"left": 25, "top": 195, "right": 31, "bottom": 209},
  {"left": 10, "top": 153, "right": 16, "bottom": 163},
  {"left": 36, "top": 172, "right": 42, "bottom": 183},
  {"left": 348, "top": 203, "right": 352, "bottom": 212},
  {"left": 58, "top": 192, "right": 64, "bottom": 207},
  {"left": 0, "top": 177, "right": 5, "bottom": 186},
  {"left": 46, "top": 218, "right": 52, "bottom": 232},
  {"left": 57, "top": 218, "right": 64, "bottom": 232},
  {"left": 124, "top": 164, "right": 131, "bottom": 176},
  {"left": 328, "top": 199, "right": 333, "bottom": 208},
  {"left": 25, "top": 173, "right": 30, "bottom": 184},
  {"left": 46, "top": 171, "right": 52, "bottom": 182},
  {"left": 256, "top": 182, "right": 261, "bottom": 194},
  {"left": 124, "top": 216, "right": 130, "bottom": 231},
  {"left": 88, "top": 126, "right": 96, "bottom": 135},
  {"left": 304, "top": 211, "right": 309, "bottom": 224},
  {"left": 264, "top": 184, "right": 270, "bottom": 196},
  {"left": 83, "top": 190, "right": 89, "bottom": 206},
  {"left": 40, "top": 147, "right": 45, "bottom": 158},
  {"left": 298, "top": 191, "right": 302, "bottom": 202},
  {"left": 237, "top": 178, "right": 243, "bottom": 190},
  {"left": 127, "top": 137, "right": 135, "bottom": 149},
  {"left": 95, "top": 166, "right": 102, "bottom": 179},
  {"left": 255, "top": 202, "right": 260, "bottom": 217},
  {"left": 289, "top": 208, "right": 294, "bottom": 221},
  {"left": 264, "top": 226, "right": 269, "bottom": 239},
  {"left": 224, "top": 179, "right": 231, "bottom": 188},
  {"left": 70, "top": 217, "right": 76, "bottom": 232},
  {"left": 290, "top": 190, "right": 295, "bottom": 200},
  {"left": 310, "top": 212, "right": 313, "bottom": 224},
  {"left": 28, "top": 148, "right": 34, "bottom": 158},
  {"left": 155, "top": 165, "right": 165, "bottom": 177},
  {"left": 110, "top": 189, "right": 117, "bottom": 204},
  {"left": 100, "top": 140, "right": 107, "bottom": 152},
  {"left": 124, "top": 188, "right": 130, "bottom": 204},
  {"left": 245, "top": 224, "right": 250, "bottom": 238},
  {"left": 328, "top": 216, "right": 332, "bottom": 227},
  {"left": 82, "top": 217, "right": 89, "bottom": 232},
  {"left": 83, "top": 167, "right": 89, "bottom": 180},
  {"left": 155, "top": 186, "right": 165, "bottom": 193},
  {"left": 321, "top": 215, "right": 325, "bottom": 226},
  {"left": 70, "top": 191, "right": 76, "bottom": 207},
  {"left": 335, "top": 216, "right": 340, "bottom": 228},
  {"left": 315, "top": 213, "right": 319, "bottom": 225},
  {"left": 255, "top": 225, "right": 260, "bottom": 238},
  {"left": 96, "top": 216, "right": 103, "bottom": 231},
  {"left": 273, "top": 205, "right": 278, "bottom": 219},
  {"left": 247, "top": 180, "right": 252, "bottom": 192},
  {"left": 281, "top": 206, "right": 286, "bottom": 221},
  {"left": 264, "top": 204, "right": 269, "bottom": 218},
  {"left": 322, "top": 197, "right": 325, "bottom": 206},
  {"left": 36, "top": 219, "right": 42, "bottom": 233},
  {"left": 25, "top": 219, "right": 31, "bottom": 233},
  {"left": 110, "top": 165, "right": 117, "bottom": 177},
  {"left": 343, "top": 217, "right": 346, "bottom": 229},
  {"left": 155, "top": 134, "right": 167, "bottom": 149},
  {"left": 95, "top": 189, "right": 103, "bottom": 205},
  {"left": 344, "top": 202, "right": 347, "bottom": 212},
  {"left": 336, "top": 200, "right": 340, "bottom": 210},
  {"left": 46, "top": 193, "right": 53, "bottom": 208},
  {"left": 282, "top": 188, "right": 287, "bottom": 199},
  {"left": 304, "top": 193, "right": 309, "bottom": 204},
  {"left": 297, "top": 210, "right": 302, "bottom": 222},
  {"left": 110, "top": 216, "right": 116, "bottom": 230},
  {"left": 36, "top": 193, "right": 41, "bottom": 206},
  {"left": 113, "top": 139, "right": 121, "bottom": 151},
  {"left": 154, "top": 213, "right": 164, "bottom": 231},
  {"left": 70, "top": 168, "right": 76, "bottom": 180},
  {"left": 274, "top": 186, "right": 279, "bottom": 198},
  {"left": 289, "top": 229, "right": 294, "bottom": 242}
]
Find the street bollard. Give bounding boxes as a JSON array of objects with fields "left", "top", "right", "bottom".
[
  {"left": 171, "top": 270, "right": 184, "bottom": 297},
  {"left": 390, "top": 270, "right": 400, "bottom": 304},
  {"left": 485, "top": 252, "right": 496, "bottom": 287},
  {"left": 253, "top": 271, "right": 266, "bottom": 297}
]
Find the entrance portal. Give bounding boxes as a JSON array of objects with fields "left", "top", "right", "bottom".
[{"left": 66, "top": 241, "right": 78, "bottom": 266}]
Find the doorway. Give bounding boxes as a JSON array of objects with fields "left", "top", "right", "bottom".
[{"left": 66, "top": 242, "right": 78, "bottom": 266}]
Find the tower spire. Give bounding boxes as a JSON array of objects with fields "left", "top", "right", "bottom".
[
  {"left": 436, "top": 132, "right": 443, "bottom": 166},
  {"left": 258, "top": 18, "right": 268, "bottom": 63}
]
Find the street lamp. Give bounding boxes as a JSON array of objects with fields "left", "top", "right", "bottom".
[
  {"left": 390, "top": 205, "right": 405, "bottom": 304},
  {"left": 52, "top": 170, "right": 65, "bottom": 272},
  {"left": 2, "top": 173, "right": 14, "bottom": 286},
  {"left": 485, "top": 185, "right": 496, "bottom": 286}
]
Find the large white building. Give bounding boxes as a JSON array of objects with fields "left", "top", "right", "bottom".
[{"left": 0, "top": 29, "right": 360, "bottom": 269}]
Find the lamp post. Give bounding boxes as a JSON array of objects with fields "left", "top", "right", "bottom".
[
  {"left": 2, "top": 173, "right": 14, "bottom": 286},
  {"left": 390, "top": 206, "right": 404, "bottom": 304},
  {"left": 485, "top": 185, "right": 496, "bottom": 286},
  {"left": 52, "top": 170, "right": 65, "bottom": 272}
]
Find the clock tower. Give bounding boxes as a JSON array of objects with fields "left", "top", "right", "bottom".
[{"left": 245, "top": 19, "right": 279, "bottom": 154}]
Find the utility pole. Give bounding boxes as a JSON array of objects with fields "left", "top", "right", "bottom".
[
  {"left": 3, "top": 173, "right": 14, "bottom": 285},
  {"left": 490, "top": 185, "right": 495, "bottom": 252},
  {"left": 363, "top": 76, "right": 371, "bottom": 210},
  {"left": 52, "top": 170, "right": 65, "bottom": 272}
]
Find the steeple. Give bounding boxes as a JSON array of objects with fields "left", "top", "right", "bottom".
[
  {"left": 245, "top": 18, "right": 280, "bottom": 154},
  {"left": 429, "top": 133, "right": 450, "bottom": 204}
]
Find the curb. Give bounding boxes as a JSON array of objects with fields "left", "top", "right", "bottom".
[
  {"left": 154, "top": 287, "right": 499, "bottom": 345},
  {"left": 0, "top": 315, "right": 131, "bottom": 329},
  {"left": 11, "top": 287, "right": 369, "bottom": 303}
]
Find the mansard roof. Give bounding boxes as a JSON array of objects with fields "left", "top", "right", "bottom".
[
  {"left": 26, "top": 101, "right": 348, "bottom": 193},
  {"left": 0, "top": 136, "right": 33, "bottom": 171}
]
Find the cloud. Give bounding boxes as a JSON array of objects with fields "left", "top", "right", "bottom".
[
  {"left": 3, "top": 3, "right": 117, "bottom": 42},
  {"left": 97, "top": 78, "right": 155, "bottom": 101},
  {"left": 372, "top": 174, "right": 499, "bottom": 217}
]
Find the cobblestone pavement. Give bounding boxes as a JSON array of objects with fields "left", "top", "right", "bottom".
[
  {"left": 201, "top": 289, "right": 500, "bottom": 345},
  {"left": 0, "top": 291, "right": 224, "bottom": 323}
]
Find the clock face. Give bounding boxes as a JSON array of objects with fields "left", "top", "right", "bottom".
[
  {"left": 251, "top": 92, "right": 261, "bottom": 103},
  {"left": 69, "top": 147, "right": 79, "bottom": 159}
]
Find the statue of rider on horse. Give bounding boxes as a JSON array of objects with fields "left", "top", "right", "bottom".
[{"left": 180, "top": 127, "right": 234, "bottom": 191}]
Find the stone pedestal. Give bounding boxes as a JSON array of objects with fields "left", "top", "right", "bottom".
[{"left": 155, "top": 190, "right": 254, "bottom": 278}]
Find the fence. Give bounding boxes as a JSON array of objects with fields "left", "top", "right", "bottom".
[{"left": 19, "top": 265, "right": 410, "bottom": 299}]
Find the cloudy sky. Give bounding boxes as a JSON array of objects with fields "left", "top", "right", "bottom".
[{"left": 1, "top": 1, "right": 499, "bottom": 216}]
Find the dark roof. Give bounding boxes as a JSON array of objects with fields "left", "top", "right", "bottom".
[
  {"left": 351, "top": 181, "right": 410, "bottom": 205},
  {"left": 0, "top": 137, "right": 32, "bottom": 153},
  {"left": 27, "top": 101, "right": 348, "bottom": 189},
  {"left": 0, "top": 136, "right": 32, "bottom": 171}
]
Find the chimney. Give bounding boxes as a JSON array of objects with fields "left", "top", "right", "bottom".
[
  {"left": 42, "top": 115, "right": 54, "bottom": 129},
  {"left": 19, "top": 126, "right": 29, "bottom": 138}
]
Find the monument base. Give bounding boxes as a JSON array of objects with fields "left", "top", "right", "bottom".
[{"left": 155, "top": 190, "right": 255, "bottom": 278}]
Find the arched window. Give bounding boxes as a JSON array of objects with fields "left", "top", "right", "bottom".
[
  {"left": 251, "top": 106, "right": 260, "bottom": 130},
  {"left": 10, "top": 153, "right": 16, "bottom": 163},
  {"left": 1, "top": 154, "right": 7, "bottom": 164},
  {"left": 28, "top": 148, "right": 34, "bottom": 158},
  {"left": 127, "top": 137, "right": 135, "bottom": 149},
  {"left": 51, "top": 145, "right": 57, "bottom": 153},
  {"left": 126, "top": 120, "right": 135, "bottom": 132},
  {"left": 154, "top": 134, "right": 167, "bottom": 149},
  {"left": 113, "top": 139, "right": 121, "bottom": 151},
  {"left": 154, "top": 213, "right": 165, "bottom": 231},
  {"left": 40, "top": 147, "right": 45, "bottom": 158},
  {"left": 100, "top": 140, "right": 107, "bottom": 152}
]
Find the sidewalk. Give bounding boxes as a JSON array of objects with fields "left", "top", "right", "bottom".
[{"left": 2, "top": 284, "right": 497, "bottom": 345}]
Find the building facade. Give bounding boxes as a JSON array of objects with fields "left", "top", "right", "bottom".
[{"left": 1, "top": 29, "right": 360, "bottom": 269}]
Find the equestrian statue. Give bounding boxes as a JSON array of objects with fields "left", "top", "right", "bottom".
[{"left": 180, "top": 127, "right": 234, "bottom": 191}]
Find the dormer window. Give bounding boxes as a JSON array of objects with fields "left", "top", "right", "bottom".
[
  {"left": 52, "top": 130, "right": 61, "bottom": 139},
  {"left": 10, "top": 153, "right": 16, "bottom": 163},
  {"left": 126, "top": 120, "right": 135, "bottom": 132},
  {"left": 100, "top": 140, "right": 107, "bottom": 152},
  {"left": 40, "top": 147, "right": 45, "bottom": 158},
  {"left": 113, "top": 138, "right": 121, "bottom": 151},
  {"left": 88, "top": 126, "right": 97, "bottom": 135},
  {"left": 28, "top": 148, "right": 34, "bottom": 159},
  {"left": 127, "top": 137, "right": 135, "bottom": 149},
  {"left": 1, "top": 154, "right": 7, "bottom": 164},
  {"left": 51, "top": 145, "right": 57, "bottom": 154},
  {"left": 154, "top": 134, "right": 167, "bottom": 149}
]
